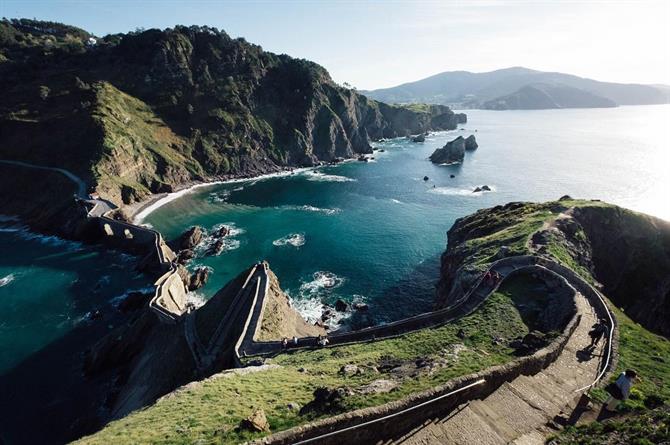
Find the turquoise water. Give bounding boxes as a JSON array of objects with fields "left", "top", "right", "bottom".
[
  {"left": 0, "top": 227, "right": 151, "bottom": 375},
  {"left": 143, "top": 105, "right": 670, "bottom": 327}
]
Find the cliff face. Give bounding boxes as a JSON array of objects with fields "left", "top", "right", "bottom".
[
  {"left": 434, "top": 199, "right": 670, "bottom": 337},
  {"left": 0, "top": 20, "right": 466, "bottom": 211}
]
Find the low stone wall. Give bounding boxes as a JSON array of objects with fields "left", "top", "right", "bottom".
[
  {"left": 95, "top": 216, "right": 175, "bottom": 271},
  {"left": 243, "top": 256, "right": 539, "bottom": 357},
  {"left": 251, "top": 268, "right": 582, "bottom": 445},
  {"left": 96, "top": 216, "right": 187, "bottom": 322},
  {"left": 537, "top": 257, "right": 619, "bottom": 382},
  {"left": 150, "top": 266, "right": 188, "bottom": 323}
]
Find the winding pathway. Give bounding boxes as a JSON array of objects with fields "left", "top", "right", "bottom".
[
  {"left": 0, "top": 159, "right": 116, "bottom": 216},
  {"left": 391, "top": 291, "right": 603, "bottom": 445}
]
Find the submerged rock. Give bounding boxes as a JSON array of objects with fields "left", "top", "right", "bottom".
[{"left": 429, "top": 136, "right": 466, "bottom": 164}]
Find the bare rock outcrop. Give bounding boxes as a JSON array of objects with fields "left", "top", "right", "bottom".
[{"left": 429, "top": 136, "right": 466, "bottom": 164}]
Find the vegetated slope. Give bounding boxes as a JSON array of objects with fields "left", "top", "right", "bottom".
[
  {"left": 435, "top": 198, "right": 670, "bottom": 442},
  {"left": 0, "top": 19, "right": 465, "bottom": 211},
  {"left": 75, "top": 281, "right": 535, "bottom": 445},
  {"left": 362, "top": 66, "right": 670, "bottom": 107},
  {"left": 481, "top": 83, "right": 617, "bottom": 110}
]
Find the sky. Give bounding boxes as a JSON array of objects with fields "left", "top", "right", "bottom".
[{"left": 1, "top": 0, "right": 669, "bottom": 90}]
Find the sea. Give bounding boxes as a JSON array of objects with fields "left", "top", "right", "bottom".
[{"left": 1, "top": 104, "right": 668, "bottom": 375}]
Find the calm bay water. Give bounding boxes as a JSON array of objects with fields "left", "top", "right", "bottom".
[{"left": 1, "top": 105, "right": 668, "bottom": 374}]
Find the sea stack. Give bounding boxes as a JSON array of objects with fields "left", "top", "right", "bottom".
[
  {"left": 429, "top": 136, "right": 466, "bottom": 164},
  {"left": 465, "top": 135, "right": 478, "bottom": 150}
]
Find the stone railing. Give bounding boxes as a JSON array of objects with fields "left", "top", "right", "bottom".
[{"left": 250, "top": 266, "right": 583, "bottom": 445}]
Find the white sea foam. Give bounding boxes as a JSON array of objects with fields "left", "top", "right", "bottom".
[
  {"left": 304, "top": 171, "right": 356, "bottom": 183},
  {"left": 390, "top": 198, "right": 403, "bottom": 204},
  {"left": 208, "top": 190, "right": 231, "bottom": 203},
  {"left": 195, "top": 222, "right": 244, "bottom": 255},
  {"left": 272, "top": 233, "right": 306, "bottom": 247},
  {"left": 0, "top": 273, "right": 15, "bottom": 287},
  {"left": 15, "top": 229, "right": 83, "bottom": 250},
  {"left": 186, "top": 291, "right": 207, "bottom": 309},
  {"left": 300, "top": 271, "right": 344, "bottom": 294},
  {"left": 278, "top": 205, "right": 341, "bottom": 215},
  {"left": 428, "top": 185, "right": 496, "bottom": 196}
]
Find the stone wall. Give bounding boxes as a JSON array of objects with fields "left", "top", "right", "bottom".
[{"left": 95, "top": 216, "right": 176, "bottom": 271}]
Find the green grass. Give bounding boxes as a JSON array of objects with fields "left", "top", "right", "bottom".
[
  {"left": 548, "top": 405, "right": 670, "bottom": 445},
  {"left": 77, "top": 277, "right": 537, "bottom": 445}
]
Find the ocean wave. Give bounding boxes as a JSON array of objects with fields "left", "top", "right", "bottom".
[
  {"left": 15, "top": 229, "right": 84, "bottom": 250},
  {"left": 109, "top": 286, "right": 155, "bottom": 307},
  {"left": 428, "top": 185, "right": 496, "bottom": 196},
  {"left": 195, "top": 222, "right": 244, "bottom": 255},
  {"left": 273, "top": 233, "right": 306, "bottom": 247},
  {"left": 390, "top": 198, "right": 403, "bottom": 204},
  {"left": 0, "top": 273, "right": 15, "bottom": 287},
  {"left": 299, "top": 271, "right": 344, "bottom": 295},
  {"left": 304, "top": 171, "right": 356, "bottom": 183},
  {"left": 186, "top": 291, "right": 207, "bottom": 309},
  {"left": 278, "top": 204, "right": 341, "bottom": 215},
  {"left": 208, "top": 190, "right": 231, "bottom": 203}
]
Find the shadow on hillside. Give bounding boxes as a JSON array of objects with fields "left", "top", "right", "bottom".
[{"left": 0, "top": 312, "right": 127, "bottom": 445}]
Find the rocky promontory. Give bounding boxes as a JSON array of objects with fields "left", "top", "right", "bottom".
[{"left": 434, "top": 199, "right": 670, "bottom": 336}]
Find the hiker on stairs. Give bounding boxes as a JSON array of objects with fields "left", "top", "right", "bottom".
[
  {"left": 588, "top": 318, "right": 608, "bottom": 348},
  {"left": 604, "top": 369, "right": 638, "bottom": 411}
]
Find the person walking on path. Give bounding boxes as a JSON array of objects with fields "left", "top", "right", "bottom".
[
  {"left": 604, "top": 369, "right": 638, "bottom": 411},
  {"left": 588, "top": 318, "right": 608, "bottom": 348}
]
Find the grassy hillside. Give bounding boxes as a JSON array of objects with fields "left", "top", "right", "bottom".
[{"left": 76, "top": 277, "right": 540, "bottom": 444}]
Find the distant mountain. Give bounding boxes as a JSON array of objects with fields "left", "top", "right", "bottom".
[
  {"left": 481, "top": 83, "right": 617, "bottom": 110},
  {"left": 362, "top": 67, "right": 670, "bottom": 109}
]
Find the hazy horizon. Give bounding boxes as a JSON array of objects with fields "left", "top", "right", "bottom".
[{"left": 2, "top": 0, "right": 669, "bottom": 91}]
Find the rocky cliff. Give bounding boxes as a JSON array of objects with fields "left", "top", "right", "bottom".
[
  {"left": 0, "top": 19, "right": 466, "bottom": 217},
  {"left": 434, "top": 199, "right": 670, "bottom": 336}
]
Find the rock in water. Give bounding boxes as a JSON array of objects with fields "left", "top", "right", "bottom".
[
  {"left": 429, "top": 136, "right": 466, "bottom": 164},
  {"left": 335, "top": 299, "right": 349, "bottom": 312},
  {"left": 188, "top": 267, "right": 210, "bottom": 291},
  {"left": 465, "top": 134, "right": 478, "bottom": 150},
  {"left": 239, "top": 408, "right": 269, "bottom": 432},
  {"left": 412, "top": 134, "right": 425, "bottom": 142},
  {"left": 423, "top": 176, "right": 430, "bottom": 181},
  {"left": 177, "top": 226, "right": 203, "bottom": 250}
]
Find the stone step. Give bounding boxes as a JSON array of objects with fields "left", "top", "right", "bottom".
[
  {"left": 507, "top": 374, "right": 567, "bottom": 415},
  {"left": 432, "top": 405, "right": 507, "bottom": 445},
  {"left": 470, "top": 384, "right": 549, "bottom": 439},
  {"left": 512, "top": 430, "right": 546, "bottom": 445}
]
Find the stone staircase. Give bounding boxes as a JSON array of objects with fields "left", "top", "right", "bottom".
[{"left": 390, "top": 292, "right": 602, "bottom": 445}]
